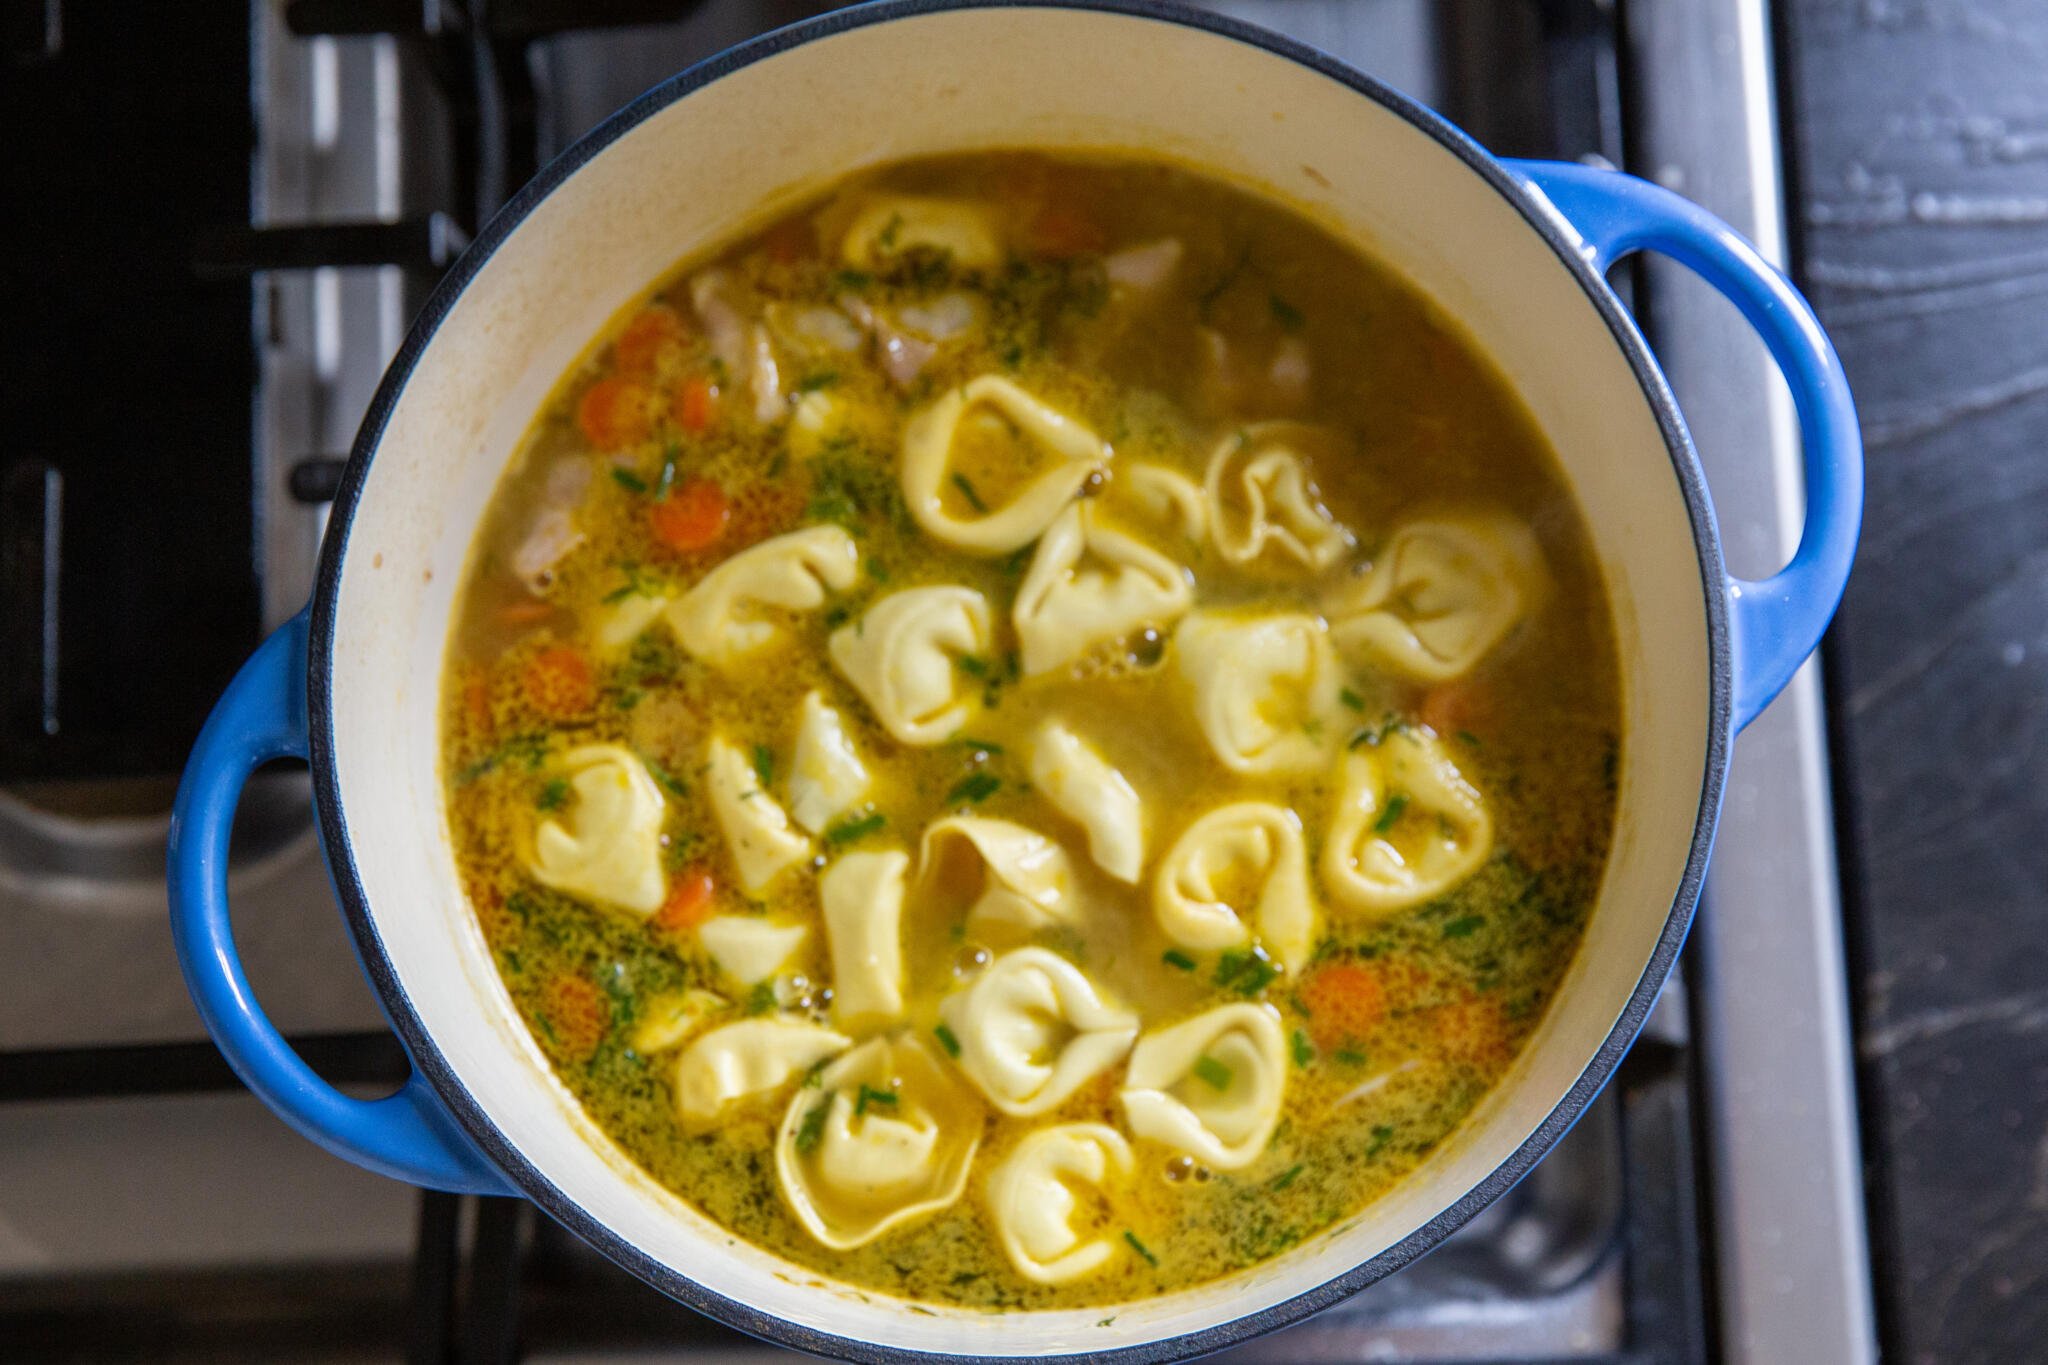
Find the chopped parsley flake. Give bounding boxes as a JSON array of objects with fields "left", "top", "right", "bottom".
[
  {"left": 1442, "top": 914, "right": 1486, "bottom": 939},
  {"left": 751, "top": 744, "right": 775, "bottom": 789},
  {"left": 1373, "top": 793, "right": 1410, "bottom": 834},
  {"left": 854, "top": 1084, "right": 899, "bottom": 1117},
  {"left": 1123, "top": 1230, "right": 1158, "bottom": 1266},
  {"left": 610, "top": 467, "right": 648, "bottom": 494},
  {"left": 933, "top": 1023, "right": 962, "bottom": 1058},
  {"left": 1339, "top": 687, "right": 1366, "bottom": 713},
  {"left": 1271, "top": 1163, "right": 1305, "bottom": 1191},
  {"left": 1291, "top": 1028, "right": 1315, "bottom": 1068},
  {"left": 535, "top": 777, "right": 570, "bottom": 811},
  {"left": 946, "top": 771, "right": 1001, "bottom": 806},
  {"left": 824, "top": 811, "right": 887, "bottom": 846},
  {"left": 1162, "top": 948, "right": 1197, "bottom": 972},
  {"left": 794, "top": 1102, "right": 829, "bottom": 1154},
  {"left": 1214, "top": 947, "right": 1278, "bottom": 996},
  {"left": 1269, "top": 293, "right": 1306, "bottom": 332},
  {"left": 950, "top": 472, "right": 988, "bottom": 513},
  {"left": 954, "top": 653, "right": 990, "bottom": 678},
  {"left": 1192, "top": 1055, "right": 1233, "bottom": 1090}
]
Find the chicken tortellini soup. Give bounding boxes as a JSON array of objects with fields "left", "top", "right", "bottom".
[{"left": 442, "top": 154, "right": 1621, "bottom": 1309}]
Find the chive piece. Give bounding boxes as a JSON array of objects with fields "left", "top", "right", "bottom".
[
  {"left": 950, "top": 736, "right": 1005, "bottom": 755},
  {"left": 745, "top": 981, "right": 776, "bottom": 1016},
  {"left": 1339, "top": 687, "right": 1366, "bottom": 713},
  {"left": 1335, "top": 1046, "right": 1367, "bottom": 1067},
  {"left": 599, "top": 583, "right": 635, "bottom": 604},
  {"left": 536, "top": 777, "right": 571, "bottom": 811},
  {"left": 640, "top": 753, "right": 688, "bottom": 797},
  {"left": 1192, "top": 1055, "right": 1233, "bottom": 1091},
  {"left": 796, "top": 370, "right": 839, "bottom": 393},
  {"left": 1455, "top": 729, "right": 1482, "bottom": 747},
  {"left": 794, "top": 1102, "right": 829, "bottom": 1154},
  {"left": 954, "top": 653, "right": 990, "bottom": 678},
  {"left": 865, "top": 557, "right": 890, "bottom": 583},
  {"left": 1123, "top": 1230, "right": 1159, "bottom": 1267},
  {"left": 1291, "top": 1028, "right": 1315, "bottom": 1069},
  {"left": 611, "top": 467, "right": 649, "bottom": 494},
  {"left": 854, "top": 1084, "right": 899, "bottom": 1117},
  {"left": 1442, "top": 914, "right": 1485, "bottom": 939},
  {"left": 834, "top": 268, "right": 873, "bottom": 291},
  {"left": 802, "top": 1058, "right": 828, "bottom": 1088},
  {"left": 1365, "top": 1124, "right": 1395, "bottom": 1159},
  {"left": 951, "top": 472, "right": 989, "bottom": 513},
  {"left": 1162, "top": 948, "right": 1197, "bottom": 972},
  {"left": 1269, "top": 293, "right": 1306, "bottom": 332},
  {"left": 824, "top": 811, "right": 887, "bottom": 847},
  {"left": 653, "top": 448, "right": 679, "bottom": 500},
  {"left": 1270, "top": 1163, "right": 1305, "bottom": 1191},
  {"left": 1214, "top": 947, "right": 1278, "bottom": 996},
  {"left": 1373, "top": 793, "right": 1410, "bottom": 834},
  {"left": 933, "top": 1023, "right": 962, "bottom": 1058},
  {"left": 751, "top": 744, "right": 775, "bottom": 789},
  {"left": 945, "top": 771, "right": 1001, "bottom": 806}
]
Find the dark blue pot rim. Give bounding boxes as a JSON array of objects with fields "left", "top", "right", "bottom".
[{"left": 306, "top": 2, "right": 1733, "bottom": 1360}]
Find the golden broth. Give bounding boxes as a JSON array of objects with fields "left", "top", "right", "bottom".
[{"left": 441, "top": 152, "right": 1620, "bottom": 1310}]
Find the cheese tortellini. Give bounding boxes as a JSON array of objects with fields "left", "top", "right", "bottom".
[
  {"left": 669, "top": 526, "right": 859, "bottom": 668},
  {"left": 1205, "top": 422, "right": 1355, "bottom": 574},
  {"left": 939, "top": 948, "right": 1139, "bottom": 1117},
  {"left": 842, "top": 195, "right": 1003, "bottom": 271},
  {"left": 1113, "top": 463, "right": 1207, "bottom": 543},
  {"left": 830, "top": 585, "right": 992, "bottom": 745},
  {"left": 706, "top": 736, "right": 812, "bottom": 894},
  {"left": 776, "top": 1035, "right": 982, "bottom": 1250},
  {"left": 1323, "top": 730, "right": 1493, "bottom": 915},
  {"left": 527, "top": 744, "right": 667, "bottom": 915},
  {"left": 819, "top": 849, "right": 910, "bottom": 1028},
  {"left": 899, "top": 376, "right": 1110, "bottom": 555},
  {"left": 1029, "top": 721, "right": 1145, "bottom": 883},
  {"left": 918, "top": 817, "right": 1079, "bottom": 936},
  {"left": 787, "top": 690, "right": 870, "bottom": 835},
  {"left": 1119, "top": 1003, "right": 1288, "bottom": 1171},
  {"left": 674, "top": 1018, "right": 850, "bottom": 1127},
  {"left": 1326, "top": 511, "right": 1544, "bottom": 682},
  {"left": 697, "top": 916, "right": 809, "bottom": 985},
  {"left": 1174, "top": 612, "right": 1345, "bottom": 776},
  {"left": 1013, "top": 503, "right": 1194, "bottom": 676},
  {"left": 1154, "top": 803, "right": 1317, "bottom": 969},
  {"left": 985, "top": 1124, "right": 1134, "bottom": 1285}
]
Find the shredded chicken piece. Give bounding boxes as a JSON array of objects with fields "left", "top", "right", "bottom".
[
  {"left": 511, "top": 506, "right": 582, "bottom": 592},
  {"left": 1104, "top": 237, "right": 1183, "bottom": 291},
  {"left": 1268, "top": 335, "right": 1312, "bottom": 407},
  {"left": 688, "top": 270, "right": 748, "bottom": 376},
  {"left": 748, "top": 324, "right": 784, "bottom": 423},
  {"left": 898, "top": 292, "right": 978, "bottom": 342},
  {"left": 839, "top": 292, "right": 938, "bottom": 388}
]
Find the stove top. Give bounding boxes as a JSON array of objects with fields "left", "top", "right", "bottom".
[{"left": 0, "top": 4, "right": 1874, "bottom": 1363}]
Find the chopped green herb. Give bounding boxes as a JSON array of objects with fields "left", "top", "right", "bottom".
[
  {"left": 1214, "top": 947, "right": 1279, "bottom": 996},
  {"left": 933, "top": 1023, "right": 962, "bottom": 1058},
  {"left": 801, "top": 1058, "right": 828, "bottom": 1088},
  {"left": 1270, "top": 1163, "right": 1305, "bottom": 1191},
  {"left": 865, "top": 557, "right": 890, "bottom": 583},
  {"left": 1373, "top": 793, "right": 1410, "bottom": 834},
  {"left": 535, "top": 777, "right": 571, "bottom": 811},
  {"left": 794, "top": 1102, "right": 829, "bottom": 1154},
  {"left": 945, "top": 771, "right": 1002, "bottom": 806},
  {"left": 950, "top": 472, "right": 988, "bottom": 513},
  {"left": 640, "top": 753, "right": 688, "bottom": 797},
  {"left": 795, "top": 370, "right": 839, "bottom": 393},
  {"left": 653, "top": 448, "right": 680, "bottom": 500},
  {"left": 1339, "top": 687, "right": 1366, "bottom": 713},
  {"left": 1301, "top": 717, "right": 1325, "bottom": 741},
  {"left": 834, "top": 269, "right": 873, "bottom": 291},
  {"left": 1291, "top": 1028, "right": 1315, "bottom": 1068},
  {"left": 877, "top": 212, "right": 905, "bottom": 250},
  {"left": 1192, "top": 1055, "right": 1233, "bottom": 1091},
  {"left": 1455, "top": 729, "right": 1482, "bottom": 747},
  {"left": 1442, "top": 914, "right": 1486, "bottom": 939},
  {"left": 1365, "top": 1124, "right": 1395, "bottom": 1159},
  {"left": 1269, "top": 293, "right": 1306, "bottom": 332},
  {"left": 950, "top": 736, "right": 1005, "bottom": 755},
  {"left": 1097, "top": 1317, "right": 1116, "bottom": 1328},
  {"left": 954, "top": 653, "right": 990, "bottom": 678},
  {"left": 1123, "top": 1230, "right": 1159, "bottom": 1266},
  {"left": 611, "top": 467, "right": 648, "bottom": 494},
  {"left": 751, "top": 744, "right": 775, "bottom": 789},
  {"left": 599, "top": 582, "right": 636, "bottom": 604},
  {"left": 824, "top": 811, "right": 887, "bottom": 846},
  {"left": 1162, "top": 948, "right": 1197, "bottom": 972},
  {"left": 745, "top": 981, "right": 777, "bottom": 1016},
  {"left": 1335, "top": 1046, "right": 1368, "bottom": 1067},
  {"left": 854, "top": 1084, "right": 899, "bottom": 1117}
]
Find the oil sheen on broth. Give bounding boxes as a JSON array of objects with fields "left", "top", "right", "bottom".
[{"left": 441, "top": 153, "right": 1620, "bottom": 1310}]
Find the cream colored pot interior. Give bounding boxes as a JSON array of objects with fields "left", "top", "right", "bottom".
[{"left": 324, "top": 7, "right": 1710, "bottom": 1356}]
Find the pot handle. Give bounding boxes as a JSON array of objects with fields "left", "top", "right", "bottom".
[
  {"left": 1507, "top": 159, "right": 1863, "bottom": 731},
  {"left": 168, "top": 611, "right": 513, "bottom": 1194}
]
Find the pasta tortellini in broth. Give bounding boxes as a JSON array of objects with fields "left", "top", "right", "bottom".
[
  {"left": 918, "top": 817, "right": 1079, "bottom": 936},
  {"left": 705, "top": 736, "right": 812, "bottom": 895},
  {"left": 669, "top": 526, "right": 859, "bottom": 668},
  {"left": 1323, "top": 730, "right": 1494, "bottom": 915},
  {"left": 1013, "top": 503, "right": 1193, "bottom": 676},
  {"left": 776, "top": 1035, "right": 982, "bottom": 1250},
  {"left": 526, "top": 744, "right": 667, "bottom": 915},
  {"left": 830, "top": 586, "right": 992, "bottom": 745},
  {"left": 820, "top": 849, "right": 910, "bottom": 1028},
  {"left": 787, "top": 690, "right": 871, "bottom": 835},
  {"left": 697, "top": 916, "right": 808, "bottom": 986},
  {"left": 674, "top": 1018, "right": 850, "bottom": 1127},
  {"left": 1175, "top": 612, "right": 1346, "bottom": 776},
  {"left": 1120, "top": 1003, "right": 1289, "bottom": 1171},
  {"left": 899, "top": 376, "right": 1110, "bottom": 555},
  {"left": 1029, "top": 721, "right": 1145, "bottom": 883},
  {"left": 985, "top": 1124, "right": 1135, "bottom": 1286},
  {"left": 1205, "top": 422, "right": 1355, "bottom": 574},
  {"left": 939, "top": 948, "right": 1139, "bottom": 1117},
  {"left": 841, "top": 195, "right": 1004, "bottom": 272},
  {"left": 1326, "top": 511, "right": 1544, "bottom": 682},
  {"left": 1113, "top": 463, "right": 1207, "bottom": 543},
  {"left": 1154, "top": 803, "right": 1317, "bottom": 969}
]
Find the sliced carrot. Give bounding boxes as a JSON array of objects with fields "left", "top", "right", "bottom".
[
  {"left": 759, "top": 216, "right": 815, "bottom": 265},
  {"left": 672, "top": 374, "right": 720, "bottom": 435},
  {"left": 497, "top": 599, "right": 555, "bottom": 627},
  {"left": 1300, "top": 963, "right": 1387, "bottom": 1050},
  {"left": 1420, "top": 680, "right": 1495, "bottom": 740},
  {"left": 460, "top": 673, "right": 492, "bottom": 729},
  {"left": 1430, "top": 996, "right": 1512, "bottom": 1069},
  {"left": 648, "top": 478, "right": 729, "bottom": 554},
  {"left": 576, "top": 375, "right": 655, "bottom": 449},
  {"left": 1028, "top": 204, "right": 1108, "bottom": 258},
  {"left": 521, "top": 646, "right": 595, "bottom": 719},
  {"left": 651, "top": 867, "right": 717, "bottom": 937},
  {"left": 540, "top": 973, "right": 609, "bottom": 1063},
  {"left": 614, "top": 304, "right": 687, "bottom": 377}
]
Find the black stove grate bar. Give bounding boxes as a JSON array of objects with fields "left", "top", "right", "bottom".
[{"left": 192, "top": 215, "right": 471, "bottom": 279}]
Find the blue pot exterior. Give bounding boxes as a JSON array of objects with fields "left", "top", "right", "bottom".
[{"left": 167, "top": 3, "right": 1862, "bottom": 1359}]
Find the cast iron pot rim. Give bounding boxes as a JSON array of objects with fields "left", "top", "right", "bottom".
[{"left": 306, "top": 3, "right": 1733, "bottom": 1360}]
